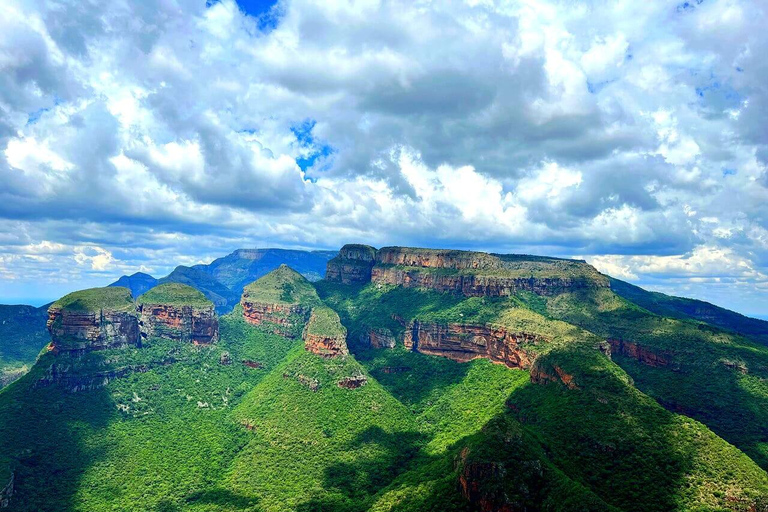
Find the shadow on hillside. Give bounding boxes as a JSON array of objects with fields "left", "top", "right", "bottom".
[
  {"left": 152, "top": 488, "right": 259, "bottom": 511},
  {"left": 504, "top": 376, "right": 698, "bottom": 512},
  {"left": 0, "top": 371, "right": 117, "bottom": 512},
  {"left": 296, "top": 426, "right": 428, "bottom": 512},
  {"left": 612, "top": 354, "right": 768, "bottom": 470}
]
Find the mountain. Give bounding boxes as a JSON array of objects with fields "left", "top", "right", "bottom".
[
  {"left": 609, "top": 277, "right": 768, "bottom": 344},
  {"left": 0, "top": 304, "right": 49, "bottom": 388},
  {"left": 1, "top": 244, "right": 767, "bottom": 511},
  {"left": 109, "top": 248, "right": 338, "bottom": 314},
  {"left": 108, "top": 272, "right": 159, "bottom": 299}
]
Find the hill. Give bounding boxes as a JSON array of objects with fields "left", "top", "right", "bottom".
[
  {"left": 109, "top": 248, "right": 338, "bottom": 313},
  {"left": 0, "top": 246, "right": 767, "bottom": 511}
]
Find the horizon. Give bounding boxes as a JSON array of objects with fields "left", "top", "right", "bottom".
[
  {"left": 2, "top": 242, "right": 768, "bottom": 323},
  {"left": 2, "top": 1, "right": 767, "bottom": 317}
]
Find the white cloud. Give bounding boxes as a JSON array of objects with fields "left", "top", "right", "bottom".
[{"left": 0, "top": 0, "right": 766, "bottom": 316}]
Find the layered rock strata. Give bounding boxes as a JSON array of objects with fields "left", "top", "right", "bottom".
[
  {"left": 325, "top": 244, "right": 377, "bottom": 284},
  {"left": 403, "top": 321, "right": 539, "bottom": 369},
  {"left": 240, "top": 301, "right": 309, "bottom": 338},
  {"left": 302, "top": 308, "right": 349, "bottom": 358},
  {"left": 327, "top": 245, "right": 608, "bottom": 298},
  {"left": 359, "top": 327, "right": 396, "bottom": 349},
  {"left": 47, "top": 306, "right": 140, "bottom": 354},
  {"left": 607, "top": 339, "right": 672, "bottom": 368},
  {"left": 138, "top": 303, "right": 218, "bottom": 344},
  {"left": 371, "top": 267, "right": 595, "bottom": 297}
]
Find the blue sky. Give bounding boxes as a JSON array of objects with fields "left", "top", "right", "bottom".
[{"left": 1, "top": 0, "right": 767, "bottom": 318}]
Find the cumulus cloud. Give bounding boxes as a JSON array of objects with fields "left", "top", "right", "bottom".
[{"left": 0, "top": 0, "right": 767, "bottom": 315}]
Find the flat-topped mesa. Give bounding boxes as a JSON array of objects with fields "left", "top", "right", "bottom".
[
  {"left": 303, "top": 306, "right": 349, "bottom": 357},
  {"left": 404, "top": 320, "right": 540, "bottom": 369},
  {"left": 325, "top": 244, "right": 377, "bottom": 284},
  {"left": 327, "top": 245, "right": 609, "bottom": 297},
  {"left": 47, "top": 287, "right": 140, "bottom": 354},
  {"left": 240, "top": 265, "right": 320, "bottom": 338},
  {"left": 137, "top": 283, "right": 219, "bottom": 345}
]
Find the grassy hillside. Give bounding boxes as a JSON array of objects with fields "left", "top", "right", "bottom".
[
  {"left": 243, "top": 264, "right": 321, "bottom": 306},
  {"left": 610, "top": 277, "right": 768, "bottom": 344},
  {"left": 138, "top": 283, "right": 212, "bottom": 307},
  {"left": 51, "top": 286, "right": 135, "bottom": 312},
  {"left": 1, "top": 262, "right": 768, "bottom": 511},
  {"left": 518, "top": 286, "right": 768, "bottom": 470}
]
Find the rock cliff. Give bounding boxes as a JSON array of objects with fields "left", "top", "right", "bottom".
[
  {"left": 325, "top": 244, "right": 377, "bottom": 284},
  {"left": 403, "top": 320, "right": 540, "bottom": 369},
  {"left": 607, "top": 338, "right": 673, "bottom": 368},
  {"left": 240, "top": 265, "right": 318, "bottom": 338},
  {"left": 529, "top": 358, "right": 579, "bottom": 389},
  {"left": 327, "top": 245, "right": 608, "bottom": 297},
  {"left": 359, "top": 327, "right": 397, "bottom": 349},
  {"left": 303, "top": 307, "right": 349, "bottom": 357},
  {"left": 47, "top": 287, "right": 140, "bottom": 354},
  {"left": 137, "top": 283, "right": 218, "bottom": 344}
]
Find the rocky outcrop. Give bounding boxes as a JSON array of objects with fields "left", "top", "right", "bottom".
[
  {"left": 0, "top": 471, "right": 13, "bottom": 509},
  {"left": 371, "top": 267, "right": 596, "bottom": 297},
  {"left": 404, "top": 321, "right": 540, "bottom": 369},
  {"left": 138, "top": 304, "right": 218, "bottom": 344},
  {"left": 47, "top": 307, "right": 140, "bottom": 354},
  {"left": 325, "top": 244, "right": 377, "bottom": 284},
  {"left": 607, "top": 339, "right": 671, "bottom": 368},
  {"left": 377, "top": 247, "right": 503, "bottom": 270},
  {"left": 359, "top": 327, "right": 396, "bottom": 349},
  {"left": 530, "top": 360, "right": 578, "bottom": 389},
  {"left": 241, "top": 301, "right": 309, "bottom": 337},
  {"left": 303, "top": 308, "right": 349, "bottom": 358},
  {"left": 328, "top": 245, "right": 608, "bottom": 298},
  {"left": 284, "top": 372, "right": 320, "bottom": 391},
  {"left": 337, "top": 375, "right": 368, "bottom": 389},
  {"left": 34, "top": 358, "right": 175, "bottom": 393}
]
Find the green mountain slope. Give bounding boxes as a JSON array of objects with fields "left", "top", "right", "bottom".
[
  {"left": 1, "top": 249, "right": 768, "bottom": 512},
  {"left": 610, "top": 277, "right": 768, "bottom": 344}
]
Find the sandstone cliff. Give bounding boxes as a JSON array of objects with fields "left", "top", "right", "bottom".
[
  {"left": 240, "top": 265, "right": 318, "bottom": 337},
  {"left": 303, "top": 307, "right": 349, "bottom": 357},
  {"left": 326, "top": 245, "right": 608, "bottom": 297},
  {"left": 137, "top": 283, "right": 218, "bottom": 344},
  {"left": 47, "top": 287, "right": 140, "bottom": 354},
  {"left": 607, "top": 338, "right": 673, "bottom": 368},
  {"left": 325, "top": 244, "right": 376, "bottom": 284},
  {"left": 403, "top": 320, "right": 540, "bottom": 368}
]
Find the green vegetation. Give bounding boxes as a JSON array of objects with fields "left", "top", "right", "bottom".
[
  {"left": 1, "top": 257, "right": 768, "bottom": 511},
  {"left": 243, "top": 264, "right": 321, "bottom": 306},
  {"left": 306, "top": 306, "right": 346, "bottom": 338},
  {"left": 138, "top": 282, "right": 213, "bottom": 307},
  {"left": 51, "top": 286, "right": 135, "bottom": 313},
  {"left": 0, "top": 304, "right": 49, "bottom": 388}
]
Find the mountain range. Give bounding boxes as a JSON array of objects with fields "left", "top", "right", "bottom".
[{"left": 0, "top": 244, "right": 767, "bottom": 511}]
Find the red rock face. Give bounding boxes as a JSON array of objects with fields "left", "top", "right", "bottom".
[
  {"left": 376, "top": 247, "right": 501, "bottom": 270},
  {"left": 303, "top": 332, "right": 349, "bottom": 358},
  {"left": 403, "top": 321, "right": 539, "bottom": 369},
  {"left": 138, "top": 304, "right": 218, "bottom": 344},
  {"left": 607, "top": 339, "right": 670, "bottom": 368},
  {"left": 240, "top": 300, "right": 309, "bottom": 337},
  {"left": 457, "top": 448, "right": 518, "bottom": 512},
  {"left": 530, "top": 361, "right": 579, "bottom": 389},
  {"left": 47, "top": 307, "right": 140, "bottom": 353},
  {"left": 371, "top": 267, "right": 595, "bottom": 297}
]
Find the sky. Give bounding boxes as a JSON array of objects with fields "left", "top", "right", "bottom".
[{"left": 0, "top": 0, "right": 767, "bottom": 317}]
